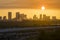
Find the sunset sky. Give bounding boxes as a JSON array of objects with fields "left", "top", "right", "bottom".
[
  {"left": 0, "top": 0, "right": 60, "bottom": 19},
  {"left": 0, "top": 0, "right": 60, "bottom": 9}
]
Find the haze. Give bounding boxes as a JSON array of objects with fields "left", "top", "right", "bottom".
[
  {"left": 0, "top": 0, "right": 60, "bottom": 19},
  {"left": 0, "top": 0, "right": 60, "bottom": 9}
]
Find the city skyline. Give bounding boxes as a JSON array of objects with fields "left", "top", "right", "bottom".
[
  {"left": 0, "top": 0, "right": 60, "bottom": 19},
  {"left": 0, "top": 12, "right": 57, "bottom": 21},
  {"left": 0, "top": 9, "right": 60, "bottom": 19},
  {"left": 0, "top": 0, "right": 60, "bottom": 39}
]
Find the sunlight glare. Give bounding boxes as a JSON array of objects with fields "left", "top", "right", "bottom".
[{"left": 41, "top": 6, "right": 45, "bottom": 10}]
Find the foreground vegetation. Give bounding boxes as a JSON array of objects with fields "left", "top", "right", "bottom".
[
  {"left": 0, "top": 27, "right": 60, "bottom": 40},
  {"left": 0, "top": 20, "right": 60, "bottom": 28}
]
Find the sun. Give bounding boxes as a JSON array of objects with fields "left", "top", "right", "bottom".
[{"left": 41, "top": 6, "right": 45, "bottom": 10}]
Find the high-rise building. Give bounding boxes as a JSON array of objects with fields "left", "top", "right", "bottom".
[
  {"left": 33, "top": 15, "right": 38, "bottom": 20},
  {"left": 8, "top": 12, "right": 12, "bottom": 20},
  {"left": 43, "top": 14, "right": 46, "bottom": 20},
  {"left": 46, "top": 16, "right": 50, "bottom": 20},
  {"left": 40, "top": 14, "right": 42, "bottom": 20},
  {"left": 23, "top": 14, "right": 27, "bottom": 20},
  {"left": 52, "top": 16, "right": 56, "bottom": 20},
  {"left": 16, "top": 12, "right": 20, "bottom": 21},
  {"left": 20, "top": 14, "right": 27, "bottom": 20},
  {"left": 3, "top": 16, "right": 6, "bottom": 21},
  {"left": 0, "top": 16, "right": 2, "bottom": 20}
]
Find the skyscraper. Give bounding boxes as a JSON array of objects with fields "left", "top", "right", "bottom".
[
  {"left": 40, "top": 14, "right": 42, "bottom": 20},
  {"left": 43, "top": 14, "right": 46, "bottom": 20},
  {"left": 0, "top": 16, "right": 2, "bottom": 20},
  {"left": 8, "top": 12, "right": 12, "bottom": 20},
  {"left": 52, "top": 16, "right": 56, "bottom": 20},
  {"left": 33, "top": 15, "right": 38, "bottom": 20},
  {"left": 46, "top": 16, "right": 50, "bottom": 20},
  {"left": 20, "top": 14, "right": 27, "bottom": 20},
  {"left": 16, "top": 12, "right": 20, "bottom": 21},
  {"left": 3, "top": 16, "right": 6, "bottom": 21}
]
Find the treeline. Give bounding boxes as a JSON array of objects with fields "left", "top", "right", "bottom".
[{"left": 0, "top": 20, "right": 60, "bottom": 28}]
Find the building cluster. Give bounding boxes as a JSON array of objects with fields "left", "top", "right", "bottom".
[
  {"left": 33, "top": 14, "right": 56, "bottom": 21},
  {"left": 0, "top": 12, "right": 27, "bottom": 21},
  {"left": 0, "top": 12, "right": 57, "bottom": 21}
]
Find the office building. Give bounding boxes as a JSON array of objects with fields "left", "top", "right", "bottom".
[
  {"left": 40, "top": 14, "right": 42, "bottom": 20},
  {"left": 23, "top": 14, "right": 27, "bottom": 20},
  {"left": 33, "top": 15, "right": 38, "bottom": 20},
  {"left": 46, "top": 16, "right": 50, "bottom": 20},
  {"left": 0, "top": 16, "right": 2, "bottom": 20},
  {"left": 52, "top": 16, "right": 56, "bottom": 20},
  {"left": 16, "top": 12, "right": 20, "bottom": 21},
  {"left": 43, "top": 14, "right": 46, "bottom": 20},
  {"left": 3, "top": 16, "right": 6, "bottom": 21},
  {"left": 20, "top": 14, "right": 27, "bottom": 20},
  {"left": 8, "top": 12, "right": 12, "bottom": 20}
]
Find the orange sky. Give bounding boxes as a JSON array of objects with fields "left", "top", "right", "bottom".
[
  {"left": 0, "top": 9, "right": 60, "bottom": 19},
  {"left": 0, "top": 0, "right": 60, "bottom": 9},
  {"left": 0, "top": 0, "right": 60, "bottom": 19}
]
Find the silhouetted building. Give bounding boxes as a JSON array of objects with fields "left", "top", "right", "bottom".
[
  {"left": 52, "top": 16, "right": 56, "bottom": 20},
  {"left": 43, "top": 14, "right": 46, "bottom": 20},
  {"left": 3, "top": 16, "right": 7, "bottom": 21},
  {"left": 23, "top": 14, "right": 27, "bottom": 20},
  {"left": 46, "top": 16, "right": 50, "bottom": 20},
  {"left": 8, "top": 12, "right": 12, "bottom": 20},
  {"left": 40, "top": 14, "right": 42, "bottom": 20},
  {"left": 20, "top": 14, "right": 27, "bottom": 21},
  {"left": 0, "top": 16, "right": 2, "bottom": 20},
  {"left": 16, "top": 12, "right": 20, "bottom": 21},
  {"left": 33, "top": 15, "right": 38, "bottom": 20}
]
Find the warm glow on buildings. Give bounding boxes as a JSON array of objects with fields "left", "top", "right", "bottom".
[{"left": 0, "top": 9, "right": 60, "bottom": 19}]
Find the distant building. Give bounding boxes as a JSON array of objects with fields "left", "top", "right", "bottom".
[
  {"left": 43, "top": 14, "right": 46, "bottom": 20},
  {"left": 3, "top": 16, "right": 7, "bottom": 21},
  {"left": 16, "top": 12, "right": 20, "bottom": 21},
  {"left": 23, "top": 14, "right": 27, "bottom": 20},
  {"left": 40, "top": 14, "right": 42, "bottom": 20},
  {"left": 20, "top": 14, "right": 27, "bottom": 21},
  {"left": 52, "top": 16, "right": 56, "bottom": 20},
  {"left": 46, "top": 16, "right": 50, "bottom": 20},
  {"left": 33, "top": 15, "right": 38, "bottom": 20},
  {"left": 8, "top": 12, "right": 12, "bottom": 20},
  {"left": 0, "top": 16, "right": 2, "bottom": 20},
  {"left": 16, "top": 12, "right": 27, "bottom": 21}
]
